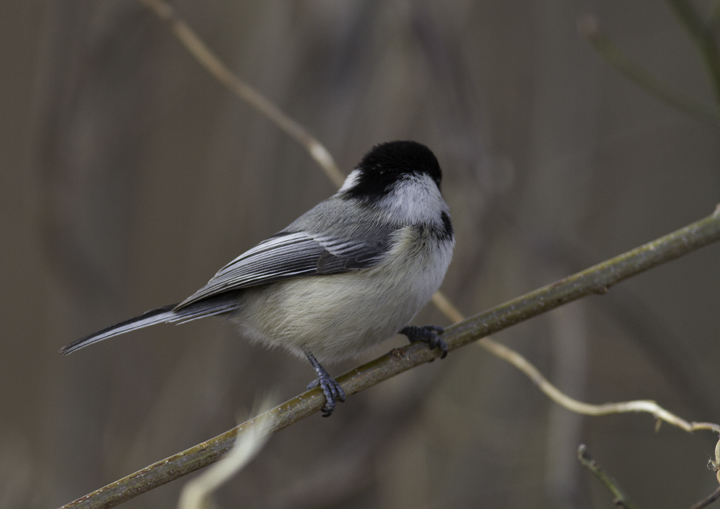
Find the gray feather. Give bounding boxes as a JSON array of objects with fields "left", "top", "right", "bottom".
[
  {"left": 60, "top": 293, "right": 241, "bottom": 355},
  {"left": 175, "top": 198, "right": 397, "bottom": 310}
]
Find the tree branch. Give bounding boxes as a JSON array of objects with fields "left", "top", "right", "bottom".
[
  {"left": 578, "top": 444, "right": 639, "bottom": 509},
  {"left": 134, "top": 0, "right": 346, "bottom": 187},
  {"left": 689, "top": 486, "right": 720, "bottom": 509},
  {"left": 58, "top": 206, "right": 720, "bottom": 509}
]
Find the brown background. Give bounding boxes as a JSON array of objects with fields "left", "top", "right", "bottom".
[{"left": 2, "top": 1, "right": 720, "bottom": 508}]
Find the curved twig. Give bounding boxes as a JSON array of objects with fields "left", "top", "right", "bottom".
[
  {"left": 689, "top": 486, "right": 720, "bottom": 509},
  {"left": 578, "top": 445, "right": 639, "bottom": 509},
  {"left": 480, "top": 337, "right": 720, "bottom": 433}
]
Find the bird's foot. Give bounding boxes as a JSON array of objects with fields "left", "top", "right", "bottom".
[
  {"left": 400, "top": 325, "right": 448, "bottom": 359},
  {"left": 305, "top": 351, "right": 346, "bottom": 417}
]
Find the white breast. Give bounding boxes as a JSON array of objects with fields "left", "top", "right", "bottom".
[{"left": 232, "top": 224, "right": 453, "bottom": 362}]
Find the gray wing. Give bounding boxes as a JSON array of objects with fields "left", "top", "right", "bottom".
[{"left": 175, "top": 230, "right": 391, "bottom": 310}]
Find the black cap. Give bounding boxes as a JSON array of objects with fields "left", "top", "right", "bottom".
[{"left": 342, "top": 141, "right": 442, "bottom": 201}]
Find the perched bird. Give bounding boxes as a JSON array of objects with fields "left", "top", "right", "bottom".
[{"left": 61, "top": 140, "right": 455, "bottom": 416}]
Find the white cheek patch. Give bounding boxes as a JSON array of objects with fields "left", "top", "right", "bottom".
[
  {"left": 338, "top": 169, "right": 361, "bottom": 193},
  {"left": 381, "top": 174, "right": 446, "bottom": 225}
]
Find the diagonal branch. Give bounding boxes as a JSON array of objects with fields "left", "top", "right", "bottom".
[
  {"left": 134, "top": 0, "right": 346, "bottom": 187},
  {"left": 58, "top": 206, "right": 720, "bottom": 509},
  {"left": 690, "top": 486, "right": 720, "bottom": 509},
  {"left": 578, "top": 444, "right": 639, "bottom": 509}
]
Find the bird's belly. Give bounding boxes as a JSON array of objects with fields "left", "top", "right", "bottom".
[{"left": 233, "top": 247, "right": 449, "bottom": 361}]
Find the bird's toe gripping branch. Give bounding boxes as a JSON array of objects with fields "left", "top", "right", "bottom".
[
  {"left": 400, "top": 325, "right": 448, "bottom": 359},
  {"left": 305, "top": 351, "right": 346, "bottom": 417}
]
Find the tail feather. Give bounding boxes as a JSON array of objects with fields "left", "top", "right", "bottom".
[{"left": 59, "top": 292, "right": 241, "bottom": 355}]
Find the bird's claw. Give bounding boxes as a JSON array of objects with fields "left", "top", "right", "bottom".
[
  {"left": 307, "top": 375, "right": 346, "bottom": 417},
  {"left": 304, "top": 350, "right": 346, "bottom": 417},
  {"left": 400, "top": 325, "right": 448, "bottom": 359}
]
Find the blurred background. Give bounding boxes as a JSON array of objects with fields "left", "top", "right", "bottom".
[{"left": 2, "top": 0, "right": 720, "bottom": 507}]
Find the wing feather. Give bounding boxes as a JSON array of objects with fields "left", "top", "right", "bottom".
[{"left": 175, "top": 230, "right": 390, "bottom": 310}]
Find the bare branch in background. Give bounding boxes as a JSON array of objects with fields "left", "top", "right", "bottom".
[
  {"left": 689, "top": 487, "right": 720, "bottom": 509},
  {"left": 481, "top": 337, "right": 720, "bottom": 433},
  {"left": 577, "top": 445, "right": 639, "bottom": 509},
  {"left": 177, "top": 399, "right": 275, "bottom": 509},
  {"left": 135, "top": 0, "right": 345, "bottom": 187}
]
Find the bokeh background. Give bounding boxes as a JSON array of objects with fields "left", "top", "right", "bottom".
[{"left": 2, "top": 1, "right": 720, "bottom": 508}]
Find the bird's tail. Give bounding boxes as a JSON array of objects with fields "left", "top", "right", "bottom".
[{"left": 59, "top": 292, "right": 241, "bottom": 355}]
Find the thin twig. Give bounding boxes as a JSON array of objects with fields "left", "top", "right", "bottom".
[
  {"left": 58, "top": 206, "right": 720, "bottom": 509},
  {"left": 479, "top": 337, "right": 720, "bottom": 433},
  {"left": 447, "top": 279, "right": 720, "bottom": 431},
  {"left": 177, "top": 400, "right": 275, "bottom": 509},
  {"left": 431, "top": 290, "right": 465, "bottom": 323},
  {"left": 134, "top": 0, "right": 345, "bottom": 187},
  {"left": 578, "top": 16, "right": 720, "bottom": 126},
  {"left": 689, "top": 486, "right": 720, "bottom": 509},
  {"left": 577, "top": 444, "right": 639, "bottom": 509}
]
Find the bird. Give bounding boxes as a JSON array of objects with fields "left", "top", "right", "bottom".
[{"left": 60, "top": 140, "right": 455, "bottom": 416}]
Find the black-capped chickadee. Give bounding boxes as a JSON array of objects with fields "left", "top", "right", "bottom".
[{"left": 61, "top": 140, "right": 455, "bottom": 416}]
